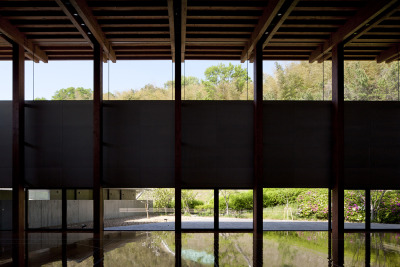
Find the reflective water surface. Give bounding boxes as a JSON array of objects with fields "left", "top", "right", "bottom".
[{"left": 0, "top": 231, "right": 399, "bottom": 266}]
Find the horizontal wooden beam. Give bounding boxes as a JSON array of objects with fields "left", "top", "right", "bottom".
[
  {"left": 69, "top": 0, "right": 117, "bottom": 62},
  {"left": 309, "top": 0, "right": 398, "bottom": 63},
  {"left": 376, "top": 44, "right": 400, "bottom": 63},
  {"left": 240, "top": 0, "right": 286, "bottom": 62},
  {"left": 0, "top": 16, "right": 48, "bottom": 62}
]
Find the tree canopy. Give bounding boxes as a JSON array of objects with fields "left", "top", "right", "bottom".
[{"left": 43, "top": 61, "right": 398, "bottom": 101}]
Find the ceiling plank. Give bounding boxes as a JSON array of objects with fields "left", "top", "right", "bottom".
[
  {"left": 181, "top": 0, "right": 187, "bottom": 62},
  {"left": 167, "top": 0, "right": 175, "bottom": 62},
  {"left": 309, "top": 0, "right": 399, "bottom": 63},
  {"left": 240, "top": 0, "right": 286, "bottom": 62},
  {"left": 69, "top": 0, "right": 116, "bottom": 62},
  {"left": 0, "top": 16, "right": 48, "bottom": 62},
  {"left": 376, "top": 45, "right": 400, "bottom": 63}
]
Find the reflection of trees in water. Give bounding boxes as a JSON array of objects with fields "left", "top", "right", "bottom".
[
  {"left": 219, "top": 233, "right": 252, "bottom": 266},
  {"left": 104, "top": 232, "right": 175, "bottom": 266}
]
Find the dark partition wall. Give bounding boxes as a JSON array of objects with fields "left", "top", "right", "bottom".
[
  {"left": 1, "top": 101, "right": 400, "bottom": 189},
  {"left": 24, "top": 101, "right": 93, "bottom": 188},
  {"left": 344, "top": 102, "right": 400, "bottom": 189},
  {"left": 0, "top": 102, "right": 12, "bottom": 188},
  {"left": 103, "top": 101, "right": 174, "bottom": 187},
  {"left": 181, "top": 101, "right": 254, "bottom": 188},
  {"left": 263, "top": 101, "right": 332, "bottom": 188}
]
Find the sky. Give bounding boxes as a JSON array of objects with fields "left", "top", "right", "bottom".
[{"left": 0, "top": 60, "right": 285, "bottom": 100}]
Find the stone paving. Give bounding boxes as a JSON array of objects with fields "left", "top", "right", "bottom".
[{"left": 105, "top": 218, "right": 400, "bottom": 231}]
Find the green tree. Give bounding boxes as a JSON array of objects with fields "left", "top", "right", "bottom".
[
  {"left": 202, "top": 63, "right": 251, "bottom": 100},
  {"left": 52, "top": 87, "right": 93, "bottom": 100},
  {"left": 152, "top": 188, "right": 174, "bottom": 215},
  {"left": 34, "top": 97, "right": 47, "bottom": 100}
]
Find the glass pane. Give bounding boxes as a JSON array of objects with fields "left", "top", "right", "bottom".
[
  {"left": 219, "top": 189, "right": 253, "bottom": 229},
  {"left": 104, "top": 188, "right": 175, "bottom": 231},
  {"left": 67, "top": 189, "right": 93, "bottom": 229},
  {"left": 28, "top": 189, "right": 62, "bottom": 229},
  {"left": 371, "top": 190, "right": 400, "bottom": 230},
  {"left": 344, "top": 190, "right": 365, "bottom": 229},
  {"left": 0, "top": 188, "right": 12, "bottom": 230},
  {"left": 182, "top": 233, "right": 214, "bottom": 266},
  {"left": 182, "top": 190, "right": 214, "bottom": 229}
]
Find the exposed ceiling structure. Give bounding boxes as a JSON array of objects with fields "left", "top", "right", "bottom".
[{"left": 0, "top": 0, "right": 400, "bottom": 63}]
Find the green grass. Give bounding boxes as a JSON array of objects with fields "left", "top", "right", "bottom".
[{"left": 263, "top": 204, "right": 301, "bottom": 220}]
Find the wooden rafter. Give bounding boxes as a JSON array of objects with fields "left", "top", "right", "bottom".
[
  {"left": 240, "top": 0, "right": 286, "bottom": 62},
  {"left": 167, "top": 0, "right": 175, "bottom": 62},
  {"left": 181, "top": 0, "right": 187, "bottom": 62},
  {"left": 262, "top": 0, "right": 299, "bottom": 48},
  {"left": 376, "top": 45, "right": 400, "bottom": 63},
  {"left": 69, "top": 0, "right": 116, "bottom": 62},
  {"left": 0, "top": 16, "right": 48, "bottom": 63},
  {"left": 309, "top": 0, "right": 398, "bottom": 63}
]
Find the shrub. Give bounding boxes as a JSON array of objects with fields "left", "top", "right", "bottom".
[
  {"left": 376, "top": 191, "right": 400, "bottom": 224},
  {"left": 230, "top": 191, "right": 253, "bottom": 211},
  {"left": 296, "top": 189, "right": 329, "bottom": 220},
  {"left": 263, "top": 188, "right": 308, "bottom": 207},
  {"left": 344, "top": 190, "right": 365, "bottom": 222}
]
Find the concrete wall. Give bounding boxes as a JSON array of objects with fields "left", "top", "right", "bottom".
[{"left": 27, "top": 199, "right": 152, "bottom": 228}]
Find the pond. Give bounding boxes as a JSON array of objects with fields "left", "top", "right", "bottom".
[{"left": 1, "top": 231, "right": 399, "bottom": 266}]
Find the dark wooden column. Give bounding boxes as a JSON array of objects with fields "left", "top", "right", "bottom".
[
  {"left": 174, "top": 1, "right": 182, "bottom": 266},
  {"left": 174, "top": 0, "right": 182, "bottom": 230},
  {"left": 214, "top": 189, "right": 219, "bottom": 230},
  {"left": 365, "top": 189, "right": 371, "bottom": 230},
  {"left": 93, "top": 42, "right": 104, "bottom": 234},
  {"left": 62, "top": 188, "right": 67, "bottom": 230},
  {"left": 253, "top": 39, "right": 263, "bottom": 267},
  {"left": 12, "top": 42, "right": 25, "bottom": 267},
  {"left": 331, "top": 42, "right": 345, "bottom": 267}
]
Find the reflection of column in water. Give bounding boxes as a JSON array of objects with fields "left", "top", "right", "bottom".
[
  {"left": 175, "top": 231, "right": 181, "bottom": 267},
  {"left": 93, "top": 232, "right": 104, "bottom": 267},
  {"left": 365, "top": 232, "right": 370, "bottom": 267},
  {"left": 214, "top": 232, "right": 219, "bottom": 266}
]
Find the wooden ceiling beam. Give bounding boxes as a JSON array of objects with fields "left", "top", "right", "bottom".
[
  {"left": 240, "top": 0, "right": 286, "bottom": 62},
  {"left": 376, "top": 45, "right": 400, "bottom": 63},
  {"left": 55, "top": 0, "right": 94, "bottom": 49},
  {"left": 309, "top": 0, "right": 399, "bottom": 63},
  {"left": 68, "top": 0, "right": 116, "bottom": 62},
  {"left": 262, "top": 0, "right": 300, "bottom": 49},
  {"left": 167, "top": 0, "right": 175, "bottom": 62},
  {"left": 181, "top": 0, "right": 187, "bottom": 62},
  {"left": 0, "top": 16, "right": 48, "bottom": 62}
]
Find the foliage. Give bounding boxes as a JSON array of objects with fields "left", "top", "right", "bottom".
[
  {"left": 181, "top": 190, "right": 203, "bottom": 213},
  {"left": 230, "top": 191, "right": 253, "bottom": 211},
  {"left": 374, "top": 190, "right": 400, "bottom": 224},
  {"left": 52, "top": 87, "right": 93, "bottom": 100},
  {"left": 344, "top": 190, "right": 365, "bottom": 222},
  {"left": 263, "top": 188, "right": 307, "bottom": 207},
  {"left": 152, "top": 188, "right": 174, "bottom": 214},
  {"left": 296, "top": 189, "right": 329, "bottom": 220}
]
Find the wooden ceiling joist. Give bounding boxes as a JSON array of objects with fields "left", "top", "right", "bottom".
[
  {"left": 240, "top": 0, "right": 286, "bottom": 62},
  {"left": 262, "top": 0, "right": 300, "bottom": 48},
  {"left": 167, "top": 0, "right": 175, "bottom": 61},
  {"left": 68, "top": 0, "right": 116, "bottom": 62},
  {"left": 181, "top": 0, "right": 187, "bottom": 62},
  {"left": 0, "top": 15, "right": 48, "bottom": 62},
  {"left": 376, "top": 45, "right": 400, "bottom": 63},
  {"left": 309, "top": 0, "right": 399, "bottom": 63}
]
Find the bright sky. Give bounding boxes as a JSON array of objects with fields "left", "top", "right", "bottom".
[{"left": 0, "top": 60, "right": 282, "bottom": 100}]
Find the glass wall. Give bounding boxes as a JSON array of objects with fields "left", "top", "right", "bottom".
[
  {"left": 67, "top": 189, "right": 93, "bottom": 229},
  {"left": 370, "top": 189, "right": 400, "bottom": 229},
  {"left": 103, "top": 60, "right": 173, "bottom": 100},
  {"left": 27, "top": 189, "right": 62, "bottom": 229},
  {"left": 183, "top": 60, "right": 253, "bottom": 100},
  {"left": 181, "top": 189, "right": 213, "bottom": 229},
  {"left": 25, "top": 61, "right": 93, "bottom": 101},
  {"left": 219, "top": 189, "right": 253, "bottom": 229},
  {"left": 0, "top": 188, "right": 12, "bottom": 230},
  {"left": 0, "top": 62, "right": 12, "bottom": 100},
  {"left": 103, "top": 188, "right": 175, "bottom": 231},
  {"left": 344, "top": 190, "right": 365, "bottom": 229},
  {"left": 262, "top": 61, "right": 332, "bottom": 101}
]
